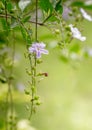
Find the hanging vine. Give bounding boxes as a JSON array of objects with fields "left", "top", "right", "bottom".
[{"left": 25, "top": 0, "right": 49, "bottom": 119}]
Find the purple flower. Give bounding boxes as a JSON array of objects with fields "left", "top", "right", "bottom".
[{"left": 29, "top": 42, "right": 49, "bottom": 58}]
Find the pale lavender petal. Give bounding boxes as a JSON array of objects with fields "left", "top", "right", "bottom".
[
  {"left": 28, "top": 42, "right": 49, "bottom": 58},
  {"left": 39, "top": 42, "right": 46, "bottom": 48},
  {"left": 40, "top": 49, "right": 49, "bottom": 54},
  {"left": 36, "top": 50, "right": 41, "bottom": 58},
  {"left": 32, "top": 43, "right": 38, "bottom": 48},
  {"left": 29, "top": 47, "right": 36, "bottom": 53}
]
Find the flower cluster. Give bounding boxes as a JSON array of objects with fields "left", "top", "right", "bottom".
[
  {"left": 69, "top": 24, "right": 86, "bottom": 41},
  {"left": 29, "top": 42, "right": 49, "bottom": 58}
]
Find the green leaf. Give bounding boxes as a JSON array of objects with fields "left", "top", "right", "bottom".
[
  {"left": 1, "top": 19, "right": 10, "bottom": 36},
  {"left": 55, "top": 0, "right": 63, "bottom": 14},
  {"left": 83, "top": 5, "right": 92, "bottom": 10},
  {"left": 71, "top": 1, "right": 84, "bottom": 7},
  {"left": 7, "top": 1, "right": 13, "bottom": 12},
  {"left": 22, "top": 15, "right": 31, "bottom": 23},
  {"left": 70, "top": 43, "right": 80, "bottom": 52},
  {"left": 39, "top": 0, "right": 53, "bottom": 13},
  {"left": 20, "top": 26, "right": 32, "bottom": 45},
  {"left": 71, "top": 1, "right": 92, "bottom": 10},
  {"left": 20, "top": 26, "right": 26, "bottom": 41},
  {"left": 0, "top": 1, "right": 5, "bottom": 9},
  {"left": 47, "top": 15, "right": 59, "bottom": 22}
]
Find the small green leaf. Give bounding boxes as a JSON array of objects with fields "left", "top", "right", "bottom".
[
  {"left": 20, "top": 26, "right": 32, "bottom": 45},
  {"left": 55, "top": 0, "right": 63, "bottom": 14},
  {"left": 0, "top": 1, "right": 5, "bottom": 9},
  {"left": 7, "top": 2, "right": 13, "bottom": 12},
  {"left": 1, "top": 19, "right": 10, "bottom": 36},
  {"left": 39, "top": 0, "right": 53, "bottom": 13},
  {"left": 47, "top": 15, "right": 59, "bottom": 22}
]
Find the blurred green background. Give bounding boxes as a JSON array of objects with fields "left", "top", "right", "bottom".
[{"left": 0, "top": 20, "right": 92, "bottom": 130}]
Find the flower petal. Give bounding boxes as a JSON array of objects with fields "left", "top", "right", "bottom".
[
  {"left": 36, "top": 50, "right": 41, "bottom": 58},
  {"left": 39, "top": 42, "right": 46, "bottom": 48},
  {"left": 29, "top": 42, "right": 49, "bottom": 58},
  {"left": 40, "top": 49, "right": 49, "bottom": 54},
  {"left": 80, "top": 8, "right": 92, "bottom": 21},
  {"left": 69, "top": 24, "right": 86, "bottom": 41}
]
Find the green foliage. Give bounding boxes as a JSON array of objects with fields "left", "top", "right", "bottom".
[
  {"left": 39, "top": 0, "right": 53, "bottom": 13},
  {"left": 20, "top": 26, "right": 32, "bottom": 46},
  {"left": 55, "top": 0, "right": 63, "bottom": 14},
  {"left": 71, "top": 1, "right": 92, "bottom": 10},
  {"left": 6, "top": 1, "right": 13, "bottom": 12},
  {"left": 1, "top": 19, "right": 10, "bottom": 36}
]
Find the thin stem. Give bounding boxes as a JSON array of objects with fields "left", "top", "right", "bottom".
[
  {"left": 9, "top": 32, "right": 15, "bottom": 130},
  {"left": 0, "top": 14, "right": 11, "bottom": 18},
  {"left": 0, "top": 13, "right": 48, "bottom": 28},
  {"left": 8, "top": 81, "right": 13, "bottom": 130},
  {"left": 34, "top": 0, "right": 38, "bottom": 102},
  {"left": 5, "top": 32, "right": 15, "bottom": 130},
  {"left": 29, "top": 0, "right": 38, "bottom": 119},
  {"left": 29, "top": 20, "right": 43, "bottom": 26},
  {"left": 28, "top": 55, "right": 34, "bottom": 119},
  {"left": 42, "top": 13, "right": 52, "bottom": 24},
  {"left": 35, "top": 0, "right": 38, "bottom": 41},
  {"left": 5, "top": 86, "right": 9, "bottom": 130},
  {"left": 5, "top": 0, "right": 8, "bottom": 23}
]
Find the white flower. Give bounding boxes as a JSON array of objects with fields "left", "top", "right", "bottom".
[
  {"left": 69, "top": 24, "right": 86, "bottom": 41},
  {"left": 80, "top": 8, "right": 92, "bottom": 21}
]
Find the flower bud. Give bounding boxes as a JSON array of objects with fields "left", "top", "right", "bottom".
[
  {"left": 24, "top": 89, "right": 30, "bottom": 95},
  {"left": 34, "top": 96, "right": 39, "bottom": 100},
  {"left": 55, "top": 29, "right": 60, "bottom": 34},
  {"left": 65, "top": 26, "right": 70, "bottom": 31},
  {"left": 72, "top": 7, "right": 77, "bottom": 12},
  {"left": 36, "top": 101, "right": 41, "bottom": 106},
  {"left": 68, "top": 12, "right": 73, "bottom": 16},
  {"left": 37, "top": 59, "right": 43, "bottom": 64}
]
